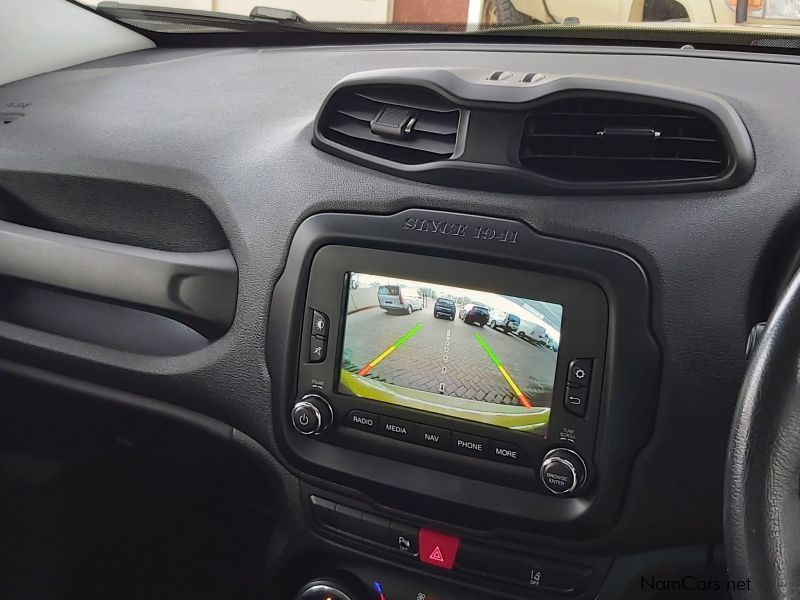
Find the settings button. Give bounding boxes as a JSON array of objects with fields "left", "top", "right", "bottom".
[
  {"left": 565, "top": 359, "right": 593, "bottom": 417},
  {"left": 567, "top": 359, "right": 593, "bottom": 387}
]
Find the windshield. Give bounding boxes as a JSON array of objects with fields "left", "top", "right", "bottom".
[{"left": 78, "top": 0, "right": 800, "bottom": 39}]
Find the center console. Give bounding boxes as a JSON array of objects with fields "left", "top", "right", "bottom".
[
  {"left": 293, "top": 244, "right": 607, "bottom": 497},
  {"left": 267, "top": 209, "right": 660, "bottom": 597}
]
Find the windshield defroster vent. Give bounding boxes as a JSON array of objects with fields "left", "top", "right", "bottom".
[
  {"left": 317, "top": 86, "right": 460, "bottom": 165},
  {"left": 518, "top": 94, "right": 732, "bottom": 183}
]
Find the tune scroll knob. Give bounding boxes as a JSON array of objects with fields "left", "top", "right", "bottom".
[
  {"left": 291, "top": 394, "right": 333, "bottom": 435},
  {"left": 540, "top": 448, "right": 588, "bottom": 496}
]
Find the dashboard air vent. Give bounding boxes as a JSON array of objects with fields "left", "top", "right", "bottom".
[
  {"left": 318, "top": 86, "right": 460, "bottom": 165},
  {"left": 518, "top": 94, "right": 731, "bottom": 183}
]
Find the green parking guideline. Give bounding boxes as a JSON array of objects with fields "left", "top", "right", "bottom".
[{"left": 357, "top": 323, "right": 422, "bottom": 376}]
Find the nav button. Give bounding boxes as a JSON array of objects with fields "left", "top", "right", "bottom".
[
  {"left": 415, "top": 424, "right": 451, "bottom": 450},
  {"left": 380, "top": 416, "right": 414, "bottom": 441},
  {"left": 346, "top": 410, "right": 379, "bottom": 433}
]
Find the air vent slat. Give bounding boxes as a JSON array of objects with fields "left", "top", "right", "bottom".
[
  {"left": 335, "top": 107, "right": 374, "bottom": 123},
  {"left": 326, "top": 117, "right": 456, "bottom": 156},
  {"left": 518, "top": 94, "right": 731, "bottom": 183},
  {"left": 334, "top": 108, "right": 458, "bottom": 136},
  {"left": 353, "top": 89, "right": 455, "bottom": 113},
  {"left": 519, "top": 154, "right": 723, "bottom": 164},
  {"left": 320, "top": 86, "right": 460, "bottom": 165}
]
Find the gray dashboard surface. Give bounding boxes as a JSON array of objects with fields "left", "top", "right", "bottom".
[{"left": 0, "top": 42, "right": 797, "bottom": 551}]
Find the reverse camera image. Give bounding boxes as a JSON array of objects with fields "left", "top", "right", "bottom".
[{"left": 338, "top": 273, "right": 563, "bottom": 434}]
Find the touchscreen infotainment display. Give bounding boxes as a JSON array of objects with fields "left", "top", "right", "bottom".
[{"left": 338, "top": 273, "right": 563, "bottom": 436}]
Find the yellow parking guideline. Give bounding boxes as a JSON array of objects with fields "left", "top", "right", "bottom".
[{"left": 358, "top": 323, "right": 422, "bottom": 376}]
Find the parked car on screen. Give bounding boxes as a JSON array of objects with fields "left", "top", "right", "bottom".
[
  {"left": 377, "top": 285, "right": 423, "bottom": 314},
  {"left": 434, "top": 298, "right": 456, "bottom": 320},
  {"left": 517, "top": 322, "right": 550, "bottom": 346},
  {"left": 489, "top": 311, "right": 520, "bottom": 334},
  {"left": 459, "top": 303, "right": 490, "bottom": 327}
]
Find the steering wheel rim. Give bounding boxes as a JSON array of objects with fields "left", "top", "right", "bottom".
[{"left": 725, "top": 270, "right": 800, "bottom": 598}]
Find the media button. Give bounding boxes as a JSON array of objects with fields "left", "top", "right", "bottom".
[
  {"left": 380, "top": 416, "right": 414, "bottom": 441},
  {"left": 346, "top": 410, "right": 379, "bottom": 433},
  {"left": 414, "top": 424, "right": 451, "bottom": 450},
  {"left": 452, "top": 432, "right": 489, "bottom": 458},
  {"left": 390, "top": 521, "right": 419, "bottom": 556},
  {"left": 490, "top": 440, "right": 528, "bottom": 465}
]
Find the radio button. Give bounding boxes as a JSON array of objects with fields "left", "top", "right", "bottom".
[
  {"left": 490, "top": 440, "right": 528, "bottom": 465},
  {"left": 346, "top": 410, "right": 379, "bottom": 432},
  {"left": 380, "top": 416, "right": 414, "bottom": 441},
  {"left": 414, "top": 424, "right": 451, "bottom": 450},
  {"left": 311, "top": 309, "right": 329, "bottom": 338},
  {"left": 452, "top": 432, "right": 489, "bottom": 458}
]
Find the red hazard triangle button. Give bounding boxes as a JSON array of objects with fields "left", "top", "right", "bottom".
[{"left": 419, "top": 528, "right": 460, "bottom": 570}]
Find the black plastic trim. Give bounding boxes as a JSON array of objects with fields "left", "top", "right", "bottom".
[
  {"left": 0, "top": 220, "right": 238, "bottom": 338},
  {"left": 313, "top": 68, "right": 754, "bottom": 195}
]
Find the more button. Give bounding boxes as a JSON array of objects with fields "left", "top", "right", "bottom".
[{"left": 490, "top": 440, "right": 528, "bottom": 465}]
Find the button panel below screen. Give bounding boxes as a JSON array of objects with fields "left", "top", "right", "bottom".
[{"left": 345, "top": 410, "right": 530, "bottom": 466}]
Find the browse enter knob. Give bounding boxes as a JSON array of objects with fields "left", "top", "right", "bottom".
[{"left": 540, "top": 448, "right": 588, "bottom": 496}]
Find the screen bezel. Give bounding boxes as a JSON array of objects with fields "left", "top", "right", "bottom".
[
  {"left": 298, "top": 245, "right": 608, "bottom": 492},
  {"left": 336, "top": 270, "right": 565, "bottom": 438}
]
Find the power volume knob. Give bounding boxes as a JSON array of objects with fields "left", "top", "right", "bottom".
[
  {"left": 540, "top": 448, "right": 588, "bottom": 496},
  {"left": 291, "top": 394, "right": 333, "bottom": 435}
]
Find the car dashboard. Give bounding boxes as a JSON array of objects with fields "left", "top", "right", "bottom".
[{"left": 1, "top": 39, "right": 798, "bottom": 599}]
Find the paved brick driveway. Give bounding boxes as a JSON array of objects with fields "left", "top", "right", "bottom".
[{"left": 341, "top": 304, "right": 558, "bottom": 408}]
